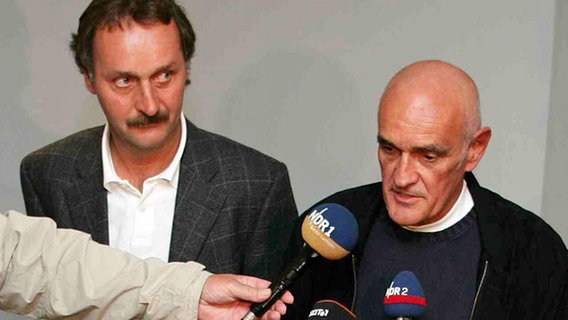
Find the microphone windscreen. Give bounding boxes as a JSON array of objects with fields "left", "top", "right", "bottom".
[
  {"left": 306, "top": 300, "right": 357, "bottom": 319},
  {"left": 301, "top": 203, "right": 359, "bottom": 260},
  {"left": 384, "top": 271, "right": 427, "bottom": 317}
]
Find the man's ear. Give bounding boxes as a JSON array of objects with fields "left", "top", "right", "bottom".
[
  {"left": 464, "top": 127, "right": 492, "bottom": 172},
  {"left": 83, "top": 70, "right": 96, "bottom": 94}
]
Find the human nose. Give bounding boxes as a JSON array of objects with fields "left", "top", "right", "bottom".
[
  {"left": 392, "top": 154, "right": 418, "bottom": 188},
  {"left": 135, "top": 81, "right": 159, "bottom": 116}
]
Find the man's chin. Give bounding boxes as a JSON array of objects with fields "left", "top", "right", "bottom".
[
  {"left": 125, "top": 135, "right": 169, "bottom": 151},
  {"left": 386, "top": 208, "right": 424, "bottom": 227}
]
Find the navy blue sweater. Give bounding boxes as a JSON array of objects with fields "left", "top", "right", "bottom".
[{"left": 355, "top": 209, "right": 480, "bottom": 319}]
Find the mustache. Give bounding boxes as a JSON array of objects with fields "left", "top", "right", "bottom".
[{"left": 126, "top": 109, "right": 169, "bottom": 127}]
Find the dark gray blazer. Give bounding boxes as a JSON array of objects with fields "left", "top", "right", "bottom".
[{"left": 20, "top": 119, "right": 298, "bottom": 280}]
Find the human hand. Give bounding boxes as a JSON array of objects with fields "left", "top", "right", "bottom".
[{"left": 198, "top": 274, "right": 293, "bottom": 320}]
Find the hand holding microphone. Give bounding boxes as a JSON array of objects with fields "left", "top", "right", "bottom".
[
  {"left": 383, "top": 271, "right": 427, "bottom": 320},
  {"left": 242, "top": 203, "right": 359, "bottom": 320}
]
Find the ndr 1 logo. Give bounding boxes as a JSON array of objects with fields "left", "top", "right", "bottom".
[{"left": 307, "top": 208, "right": 336, "bottom": 237}]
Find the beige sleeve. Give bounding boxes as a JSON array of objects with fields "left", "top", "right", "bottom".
[{"left": 0, "top": 210, "right": 212, "bottom": 319}]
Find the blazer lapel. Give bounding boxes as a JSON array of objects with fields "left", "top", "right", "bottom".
[
  {"left": 169, "top": 120, "right": 225, "bottom": 262},
  {"left": 62, "top": 128, "right": 109, "bottom": 244}
]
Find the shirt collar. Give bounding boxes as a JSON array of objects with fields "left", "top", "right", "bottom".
[
  {"left": 403, "top": 180, "right": 474, "bottom": 233},
  {"left": 102, "top": 114, "right": 187, "bottom": 190}
]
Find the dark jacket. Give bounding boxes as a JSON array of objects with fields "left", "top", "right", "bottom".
[
  {"left": 20, "top": 119, "right": 298, "bottom": 280},
  {"left": 286, "top": 173, "right": 568, "bottom": 319}
]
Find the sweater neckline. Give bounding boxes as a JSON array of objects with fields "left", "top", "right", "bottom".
[{"left": 379, "top": 207, "right": 478, "bottom": 244}]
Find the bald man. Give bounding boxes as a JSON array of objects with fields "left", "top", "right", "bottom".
[{"left": 285, "top": 60, "right": 568, "bottom": 319}]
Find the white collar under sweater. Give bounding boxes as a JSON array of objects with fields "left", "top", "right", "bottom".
[{"left": 403, "top": 180, "right": 474, "bottom": 233}]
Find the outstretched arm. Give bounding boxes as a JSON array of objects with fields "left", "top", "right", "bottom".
[{"left": 0, "top": 211, "right": 292, "bottom": 319}]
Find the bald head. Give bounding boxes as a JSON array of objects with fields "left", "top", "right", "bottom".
[
  {"left": 376, "top": 60, "right": 492, "bottom": 226},
  {"left": 379, "top": 60, "right": 481, "bottom": 141}
]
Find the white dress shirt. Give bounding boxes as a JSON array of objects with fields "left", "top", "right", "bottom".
[{"left": 102, "top": 117, "right": 187, "bottom": 262}]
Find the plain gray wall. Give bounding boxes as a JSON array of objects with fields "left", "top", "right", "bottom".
[
  {"left": 543, "top": 0, "right": 568, "bottom": 243},
  {"left": 0, "top": 0, "right": 566, "bottom": 318}
]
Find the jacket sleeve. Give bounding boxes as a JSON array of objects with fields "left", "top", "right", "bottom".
[{"left": 0, "top": 210, "right": 211, "bottom": 319}]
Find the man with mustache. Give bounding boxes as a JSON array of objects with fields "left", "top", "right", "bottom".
[
  {"left": 20, "top": 0, "right": 297, "bottom": 282},
  {"left": 286, "top": 60, "right": 568, "bottom": 319}
]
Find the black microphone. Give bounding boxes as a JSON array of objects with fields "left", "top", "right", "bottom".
[
  {"left": 305, "top": 300, "right": 356, "bottom": 319},
  {"left": 242, "top": 203, "right": 359, "bottom": 320},
  {"left": 383, "top": 271, "right": 427, "bottom": 320}
]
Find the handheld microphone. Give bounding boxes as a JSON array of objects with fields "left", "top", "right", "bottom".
[
  {"left": 383, "top": 271, "right": 427, "bottom": 320},
  {"left": 306, "top": 300, "right": 357, "bottom": 319},
  {"left": 242, "top": 203, "right": 359, "bottom": 320}
]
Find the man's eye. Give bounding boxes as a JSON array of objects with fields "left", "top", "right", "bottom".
[
  {"left": 381, "top": 145, "right": 394, "bottom": 154},
  {"left": 423, "top": 154, "right": 437, "bottom": 162},
  {"left": 156, "top": 71, "right": 172, "bottom": 83},
  {"left": 115, "top": 77, "right": 132, "bottom": 87}
]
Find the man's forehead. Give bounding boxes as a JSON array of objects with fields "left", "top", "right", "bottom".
[
  {"left": 379, "top": 86, "right": 466, "bottom": 133},
  {"left": 91, "top": 20, "right": 183, "bottom": 71},
  {"left": 378, "top": 106, "right": 463, "bottom": 153},
  {"left": 378, "top": 64, "right": 477, "bottom": 133}
]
